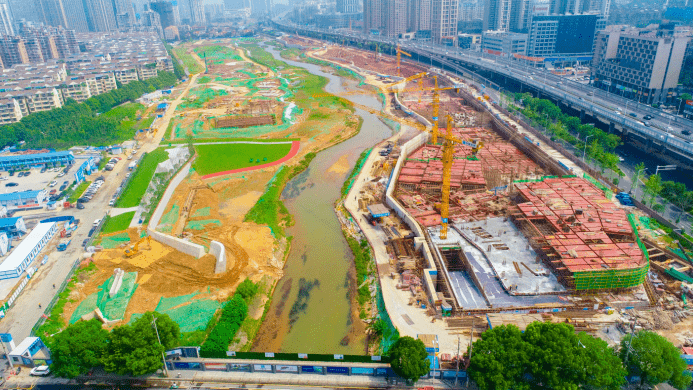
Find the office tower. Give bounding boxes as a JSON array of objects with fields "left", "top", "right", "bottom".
[
  {"left": 592, "top": 24, "right": 689, "bottom": 104},
  {"left": 363, "top": 0, "right": 382, "bottom": 32},
  {"left": 481, "top": 30, "right": 527, "bottom": 55},
  {"left": 432, "top": 0, "right": 459, "bottom": 44},
  {"left": 34, "top": 0, "right": 68, "bottom": 28},
  {"left": 62, "top": 0, "right": 89, "bottom": 31},
  {"left": 509, "top": 0, "right": 530, "bottom": 32},
  {"left": 336, "top": 0, "right": 358, "bottom": 13},
  {"left": 459, "top": 0, "right": 482, "bottom": 22},
  {"left": 483, "top": 0, "right": 510, "bottom": 31},
  {"left": 408, "top": 0, "right": 431, "bottom": 32},
  {"left": 526, "top": 13, "right": 596, "bottom": 68},
  {"left": 0, "top": 2, "right": 14, "bottom": 35},
  {"left": 550, "top": 0, "right": 609, "bottom": 18},
  {"left": 84, "top": 0, "right": 117, "bottom": 30},
  {"left": 150, "top": 0, "right": 175, "bottom": 29},
  {"left": 171, "top": 0, "right": 180, "bottom": 24},
  {"left": 189, "top": 0, "right": 204, "bottom": 24}
]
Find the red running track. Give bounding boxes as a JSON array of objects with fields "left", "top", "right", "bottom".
[{"left": 200, "top": 141, "right": 300, "bottom": 180}]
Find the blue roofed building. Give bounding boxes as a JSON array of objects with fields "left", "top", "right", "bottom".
[
  {"left": 0, "top": 190, "right": 47, "bottom": 211},
  {"left": 0, "top": 222, "right": 57, "bottom": 279},
  {"left": 0, "top": 151, "right": 74, "bottom": 171},
  {"left": 0, "top": 217, "right": 26, "bottom": 238}
]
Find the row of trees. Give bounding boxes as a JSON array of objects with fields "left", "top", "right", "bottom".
[
  {"left": 50, "top": 312, "right": 179, "bottom": 378},
  {"left": 468, "top": 322, "right": 692, "bottom": 390},
  {"left": 640, "top": 169, "right": 693, "bottom": 217},
  {"left": 512, "top": 92, "right": 624, "bottom": 181},
  {"left": 0, "top": 71, "right": 178, "bottom": 150}
]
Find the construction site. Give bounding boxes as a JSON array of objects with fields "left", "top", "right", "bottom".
[
  {"left": 292, "top": 36, "right": 693, "bottom": 353},
  {"left": 62, "top": 38, "right": 364, "bottom": 352}
]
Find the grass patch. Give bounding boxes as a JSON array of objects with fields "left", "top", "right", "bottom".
[
  {"left": 244, "top": 152, "right": 316, "bottom": 238},
  {"left": 192, "top": 143, "right": 292, "bottom": 176},
  {"left": 172, "top": 47, "right": 204, "bottom": 74},
  {"left": 341, "top": 148, "right": 371, "bottom": 198},
  {"left": 115, "top": 149, "right": 169, "bottom": 208},
  {"left": 67, "top": 181, "right": 91, "bottom": 203},
  {"left": 100, "top": 212, "right": 135, "bottom": 234},
  {"left": 105, "top": 103, "right": 151, "bottom": 135},
  {"left": 167, "top": 137, "right": 300, "bottom": 145},
  {"left": 345, "top": 235, "right": 374, "bottom": 306}
]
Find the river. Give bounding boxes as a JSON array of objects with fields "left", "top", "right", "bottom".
[{"left": 250, "top": 45, "right": 393, "bottom": 354}]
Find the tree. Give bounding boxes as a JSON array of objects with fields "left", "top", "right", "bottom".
[
  {"left": 236, "top": 278, "right": 258, "bottom": 300},
  {"left": 644, "top": 174, "right": 663, "bottom": 206},
  {"left": 469, "top": 322, "right": 626, "bottom": 390},
  {"left": 103, "top": 312, "right": 180, "bottom": 376},
  {"left": 631, "top": 162, "right": 646, "bottom": 193},
  {"left": 49, "top": 319, "right": 108, "bottom": 378},
  {"left": 388, "top": 336, "right": 430, "bottom": 383},
  {"left": 620, "top": 330, "right": 692, "bottom": 389}
]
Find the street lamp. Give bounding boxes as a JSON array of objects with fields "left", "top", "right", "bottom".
[
  {"left": 152, "top": 316, "right": 169, "bottom": 377},
  {"left": 583, "top": 134, "right": 594, "bottom": 163}
]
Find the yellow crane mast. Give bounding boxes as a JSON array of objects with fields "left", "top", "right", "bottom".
[
  {"left": 432, "top": 75, "right": 440, "bottom": 144},
  {"left": 396, "top": 44, "right": 411, "bottom": 77}
]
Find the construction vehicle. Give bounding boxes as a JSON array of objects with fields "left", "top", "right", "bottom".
[
  {"left": 124, "top": 236, "right": 151, "bottom": 258},
  {"left": 57, "top": 238, "right": 71, "bottom": 251}
]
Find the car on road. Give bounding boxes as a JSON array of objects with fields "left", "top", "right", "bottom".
[
  {"left": 109, "top": 199, "right": 115, "bottom": 206},
  {"left": 82, "top": 239, "right": 89, "bottom": 246},
  {"left": 17, "top": 172, "right": 24, "bottom": 177},
  {"left": 643, "top": 114, "right": 654, "bottom": 120},
  {"left": 93, "top": 219, "right": 101, "bottom": 227},
  {"left": 24, "top": 171, "right": 30, "bottom": 176},
  {"left": 643, "top": 121, "right": 651, "bottom": 127},
  {"left": 628, "top": 113, "right": 637, "bottom": 118},
  {"left": 683, "top": 130, "right": 691, "bottom": 136},
  {"left": 76, "top": 203, "right": 85, "bottom": 209},
  {"left": 40, "top": 167, "right": 46, "bottom": 173},
  {"left": 30, "top": 366, "right": 50, "bottom": 376},
  {"left": 57, "top": 172, "right": 66, "bottom": 177},
  {"left": 5, "top": 182, "right": 17, "bottom": 187},
  {"left": 49, "top": 189, "right": 57, "bottom": 195},
  {"left": 49, "top": 180, "right": 57, "bottom": 187}
]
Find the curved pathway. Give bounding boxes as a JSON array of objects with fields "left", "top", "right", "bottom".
[{"left": 200, "top": 140, "right": 300, "bottom": 179}]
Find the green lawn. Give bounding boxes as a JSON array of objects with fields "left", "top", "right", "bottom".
[
  {"left": 68, "top": 181, "right": 91, "bottom": 203},
  {"left": 102, "top": 103, "right": 152, "bottom": 135},
  {"left": 192, "top": 143, "right": 292, "bottom": 176},
  {"left": 115, "top": 149, "right": 170, "bottom": 208},
  {"left": 101, "top": 212, "right": 136, "bottom": 234}
]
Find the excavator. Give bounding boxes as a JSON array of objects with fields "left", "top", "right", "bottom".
[{"left": 124, "top": 236, "right": 151, "bottom": 258}]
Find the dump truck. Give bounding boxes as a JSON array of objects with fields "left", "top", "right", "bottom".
[
  {"left": 124, "top": 236, "right": 151, "bottom": 258},
  {"left": 57, "top": 238, "right": 71, "bottom": 251}
]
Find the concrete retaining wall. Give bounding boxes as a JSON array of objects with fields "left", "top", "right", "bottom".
[
  {"left": 148, "top": 229, "right": 206, "bottom": 259},
  {"left": 149, "top": 161, "right": 192, "bottom": 230},
  {"left": 210, "top": 241, "right": 226, "bottom": 274}
]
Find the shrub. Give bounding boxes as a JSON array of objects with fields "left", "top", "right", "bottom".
[
  {"left": 199, "top": 294, "right": 248, "bottom": 357},
  {"left": 237, "top": 278, "right": 258, "bottom": 300}
]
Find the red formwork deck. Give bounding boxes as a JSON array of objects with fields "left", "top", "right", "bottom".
[{"left": 513, "top": 177, "right": 645, "bottom": 273}]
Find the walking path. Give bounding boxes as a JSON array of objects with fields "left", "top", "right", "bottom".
[
  {"left": 200, "top": 140, "right": 301, "bottom": 179},
  {"left": 109, "top": 206, "right": 138, "bottom": 217}
]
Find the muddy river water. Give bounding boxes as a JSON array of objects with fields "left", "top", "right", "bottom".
[{"left": 251, "top": 46, "right": 393, "bottom": 354}]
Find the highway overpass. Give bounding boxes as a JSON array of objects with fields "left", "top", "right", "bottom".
[{"left": 272, "top": 20, "right": 693, "bottom": 166}]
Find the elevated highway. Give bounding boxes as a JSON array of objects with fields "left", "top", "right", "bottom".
[{"left": 272, "top": 20, "right": 693, "bottom": 166}]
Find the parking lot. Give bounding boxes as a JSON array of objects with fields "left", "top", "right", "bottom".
[{"left": 0, "top": 160, "right": 89, "bottom": 196}]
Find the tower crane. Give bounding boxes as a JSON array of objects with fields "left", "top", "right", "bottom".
[{"left": 396, "top": 44, "right": 411, "bottom": 77}]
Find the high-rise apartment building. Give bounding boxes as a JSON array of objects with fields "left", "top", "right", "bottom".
[
  {"left": 189, "top": 0, "right": 204, "bottom": 24},
  {"left": 592, "top": 24, "right": 690, "bottom": 104},
  {"left": 383, "top": 0, "right": 406, "bottom": 38},
  {"left": 509, "top": 0, "right": 530, "bottom": 33},
  {"left": 150, "top": 0, "right": 176, "bottom": 29},
  {"left": 111, "top": 0, "right": 136, "bottom": 27},
  {"left": 84, "top": 0, "right": 117, "bottom": 31},
  {"left": 34, "top": 0, "right": 68, "bottom": 28},
  {"left": 431, "top": 0, "right": 458, "bottom": 44},
  {"left": 363, "top": 0, "right": 383, "bottom": 33},
  {"left": 336, "top": 0, "right": 359, "bottom": 13},
  {"left": 63, "top": 0, "right": 89, "bottom": 31},
  {"left": 0, "top": 2, "right": 14, "bottom": 36},
  {"left": 141, "top": 9, "right": 163, "bottom": 36},
  {"left": 459, "top": 0, "right": 483, "bottom": 22},
  {"left": 483, "top": 0, "right": 510, "bottom": 31},
  {"left": 408, "top": 0, "right": 431, "bottom": 32}
]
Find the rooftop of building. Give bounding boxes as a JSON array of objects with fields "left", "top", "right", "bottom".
[
  {"left": 0, "top": 222, "right": 54, "bottom": 274},
  {"left": 0, "top": 150, "right": 73, "bottom": 162}
]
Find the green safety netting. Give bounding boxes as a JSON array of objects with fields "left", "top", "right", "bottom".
[
  {"left": 190, "top": 207, "right": 211, "bottom": 218},
  {"left": 375, "top": 284, "right": 399, "bottom": 354},
  {"left": 99, "top": 232, "right": 130, "bottom": 249},
  {"left": 70, "top": 272, "right": 138, "bottom": 323},
  {"left": 185, "top": 219, "right": 221, "bottom": 231},
  {"left": 129, "top": 292, "right": 221, "bottom": 332}
]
